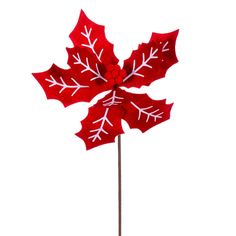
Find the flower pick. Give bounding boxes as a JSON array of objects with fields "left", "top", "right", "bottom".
[
  {"left": 33, "top": 10, "right": 178, "bottom": 150},
  {"left": 32, "top": 9, "right": 178, "bottom": 235}
]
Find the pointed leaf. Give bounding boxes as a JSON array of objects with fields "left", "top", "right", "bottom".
[
  {"left": 121, "top": 91, "right": 173, "bottom": 132},
  {"left": 76, "top": 91, "right": 125, "bottom": 149},
  {"left": 32, "top": 64, "right": 109, "bottom": 107},
  {"left": 69, "top": 10, "right": 118, "bottom": 65},
  {"left": 66, "top": 46, "right": 110, "bottom": 85},
  {"left": 122, "top": 30, "right": 178, "bottom": 88}
]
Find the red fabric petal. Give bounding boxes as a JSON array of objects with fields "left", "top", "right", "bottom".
[
  {"left": 66, "top": 46, "right": 113, "bottom": 87},
  {"left": 121, "top": 30, "right": 178, "bottom": 88},
  {"left": 121, "top": 91, "right": 173, "bottom": 132},
  {"left": 76, "top": 90, "right": 125, "bottom": 150},
  {"left": 32, "top": 64, "right": 109, "bottom": 107},
  {"left": 69, "top": 10, "right": 118, "bottom": 65}
]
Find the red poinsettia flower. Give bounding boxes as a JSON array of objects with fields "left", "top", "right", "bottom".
[{"left": 33, "top": 10, "right": 178, "bottom": 150}]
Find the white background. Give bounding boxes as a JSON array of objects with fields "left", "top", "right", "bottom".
[{"left": 0, "top": 0, "right": 236, "bottom": 235}]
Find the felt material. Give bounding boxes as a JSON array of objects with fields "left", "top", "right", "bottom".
[{"left": 33, "top": 10, "right": 178, "bottom": 149}]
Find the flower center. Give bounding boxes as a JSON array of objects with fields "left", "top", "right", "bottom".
[{"left": 104, "top": 64, "right": 127, "bottom": 87}]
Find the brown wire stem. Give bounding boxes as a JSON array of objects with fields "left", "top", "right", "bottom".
[{"left": 118, "top": 135, "right": 122, "bottom": 236}]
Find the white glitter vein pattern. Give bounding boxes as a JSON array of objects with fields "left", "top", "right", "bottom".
[
  {"left": 72, "top": 53, "right": 107, "bottom": 82},
  {"left": 81, "top": 25, "right": 104, "bottom": 62},
  {"left": 45, "top": 75, "right": 89, "bottom": 96},
  {"left": 161, "top": 41, "right": 169, "bottom": 52},
  {"left": 103, "top": 91, "right": 124, "bottom": 107},
  {"left": 89, "top": 108, "right": 113, "bottom": 142},
  {"left": 131, "top": 102, "right": 164, "bottom": 122},
  {"left": 123, "top": 47, "right": 158, "bottom": 82}
]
